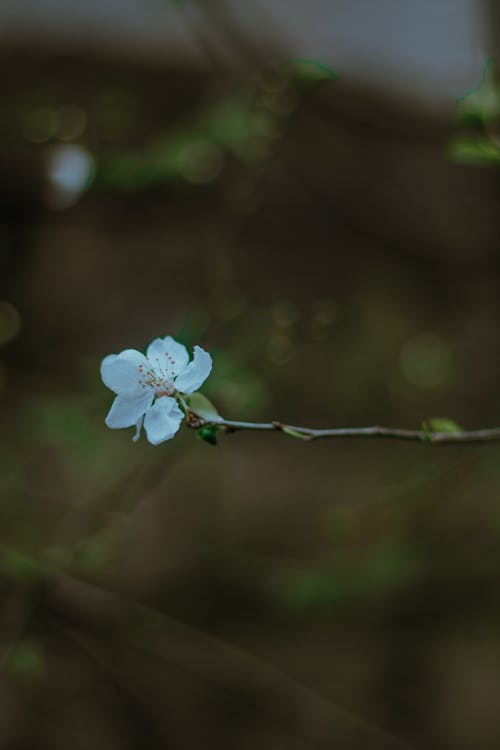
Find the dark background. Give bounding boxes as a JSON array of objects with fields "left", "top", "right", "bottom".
[{"left": 1, "top": 2, "right": 500, "bottom": 748}]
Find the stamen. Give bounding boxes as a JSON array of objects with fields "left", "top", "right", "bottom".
[
  {"left": 137, "top": 352, "right": 175, "bottom": 396},
  {"left": 164, "top": 351, "right": 177, "bottom": 380}
]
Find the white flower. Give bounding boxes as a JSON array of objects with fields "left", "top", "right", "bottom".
[{"left": 101, "top": 336, "right": 212, "bottom": 445}]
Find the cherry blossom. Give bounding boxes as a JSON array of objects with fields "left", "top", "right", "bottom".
[{"left": 101, "top": 336, "right": 212, "bottom": 444}]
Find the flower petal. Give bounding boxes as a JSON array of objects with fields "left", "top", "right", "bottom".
[
  {"left": 101, "top": 349, "right": 148, "bottom": 396},
  {"left": 133, "top": 415, "right": 144, "bottom": 443},
  {"left": 144, "top": 396, "right": 184, "bottom": 445},
  {"left": 105, "top": 391, "right": 154, "bottom": 429},
  {"left": 147, "top": 336, "right": 189, "bottom": 375},
  {"left": 174, "top": 346, "right": 212, "bottom": 395}
]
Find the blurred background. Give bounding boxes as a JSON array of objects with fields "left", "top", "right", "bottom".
[{"left": 2, "top": 1, "right": 500, "bottom": 748}]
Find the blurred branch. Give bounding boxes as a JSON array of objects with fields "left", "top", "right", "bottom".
[{"left": 46, "top": 573, "right": 415, "bottom": 750}]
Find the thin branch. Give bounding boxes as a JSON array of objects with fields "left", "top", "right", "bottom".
[{"left": 189, "top": 414, "right": 500, "bottom": 445}]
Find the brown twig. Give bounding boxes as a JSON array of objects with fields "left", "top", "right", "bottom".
[{"left": 189, "top": 414, "right": 500, "bottom": 445}]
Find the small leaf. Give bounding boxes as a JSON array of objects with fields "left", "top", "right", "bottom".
[
  {"left": 197, "top": 425, "right": 219, "bottom": 446},
  {"left": 281, "top": 425, "right": 311, "bottom": 441},
  {"left": 426, "top": 417, "right": 462, "bottom": 434},
  {"left": 187, "top": 392, "right": 220, "bottom": 422},
  {"left": 447, "top": 136, "right": 500, "bottom": 166},
  {"left": 287, "top": 58, "right": 337, "bottom": 82}
]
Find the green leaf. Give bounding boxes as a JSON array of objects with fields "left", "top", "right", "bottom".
[
  {"left": 1, "top": 547, "right": 40, "bottom": 583},
  {"left": 287, "top": 58, "right": 337, "bottom": 82},
  {"left": 98, "top": 93, "right": 272, "bottom": 190},
  {"left": 197, "top": 425, "right": 219, "bottom": 446},
  {"left": 455, "top": 58, "right": 500, "bottom": 124},
  {"left": 280, "top": 570, "right": 349, "bottom": 611},
  {"left": 7, "top": 642, "right": 45, "bottom": 681},
  {"left": 425, "top": 417, "right": 462, "bottom": 434},
  {"left": 447, "top": 136, "right": 500, "bottom": 166},
  {"left": 187, "top": 392, "right": 220, "bottom": 422}
]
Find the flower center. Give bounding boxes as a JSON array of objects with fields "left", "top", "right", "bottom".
[{"left": 138, "top": 352, "right": 177, "bottom": 396}]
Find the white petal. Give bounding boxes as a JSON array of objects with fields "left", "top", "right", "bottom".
[
  {"left": 101, "top": 349, "right": 148, "bottom": 396},
  {"left": 144, "top": 396, "right": 184, "bottom": 445},
  {"left": 105, "top": 391, "right": 154, "bottom": 429},
  {"left": 147, "top": 336, "right": 189, "bottom": 375},
  {"left": 133, "top": 415, "right": 144, "bottom": 442},
  {"left": 174, "top": 346, "right": 212, "bottom": 395}
]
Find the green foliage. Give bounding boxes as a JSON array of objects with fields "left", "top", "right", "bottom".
[
  {"left": 30, "top": 399, "right": 97, "bottom": 460},
  {"left": 423, "top": 417, "right": 462, "bottom": 434},
  {"left": 399, "top": 333, "right": 453, "bottom": 390},
  {"left": 6, "top": 642, "right": 45, "bottom": 682},
  {"left": 450, "top": 58, "right": 500, "bottom": 166},
  {"left": 1, "top": 546, "right": 40, "bottom": 583},
  {"left": 281, "top": 569, "right": 349, "bottom": 609},
  {"left": 99, "top": 94, "right": 273, "bottom": 190},
  {"left": 361, "top": 539, "right": 416, "bottom": 592},
  {"left": 197, "top": 424, "right": 219, "bottom": 446},
  {"left": 286, "top": 58, "right": 337, "bottom": 84},
  {"left": 208, "top": 348, "right": 270, "bottom": 416},
  {"left": 456, "top": 58, "right": 499, "bottom": 125},
  {"left": 21, "top": 392, "right": 138, "bottom": 493},
  {"left": 74, "top": 534, "right": 113, "bottom": 573},
  {"left": 447, "top": 136, "right": 500, "bottom": 165},
  {"left": 279, "top": 540, "right": 417, "bottom": 613}
]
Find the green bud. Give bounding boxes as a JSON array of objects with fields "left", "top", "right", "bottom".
[
  {"left": 281, "top": 425, "right": 310, "bottom": 440},
  {"left": 426, "top": 417, "right": 462, "bottom": 434},
  {"left": 197, "top": 425, "right": 219, "bottom": 446}
]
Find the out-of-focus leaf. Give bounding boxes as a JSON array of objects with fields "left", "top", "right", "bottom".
[
  {"left": 287, "top": 58, "right": 337, "bottom": 83},
  {"left": 400, "top": 332, "right": 453, "bottom": 389},
  {"left": 7, "top": 642, "right": 45, "bottom": 682},
  {"left": 209, "top": 349, "right": 270, "bottom": 416},
  {"left": 324, "top": 507, "right": 358, "bottom": 543},
  {"left": 447, "top": 136, "right": 500, "bottom": 165},
  {"left": 32, "top": 400, "right": 94, "bottom": 451},
  {"left": 350, "top": 540, "right": 417, "bottom": 597},
  {"left": 99, "top": 94, "right": 273, "bottom": 190},
  {"left": 203, "top": 96, "right": 270, "bottom": 153},
  {"left": 1, "top": 547, "right": 39, "bottom": 582},
  {"left": 456, "top": 58, "right": 500, "bottom": 125},
  {"left": 280, "top": 570, "right": 349, "bottom": 611},
  {"left": 75, "top": 535, "right": 112, "bottom": 573}
]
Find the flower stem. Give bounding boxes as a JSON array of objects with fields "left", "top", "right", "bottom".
[{"left": 187, "top": 415, "right": 500, "bottom": 446}]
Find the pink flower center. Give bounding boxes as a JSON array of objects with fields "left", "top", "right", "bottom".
[{"left": 138, "top": 352, "right": 177, "bottom": 396}]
